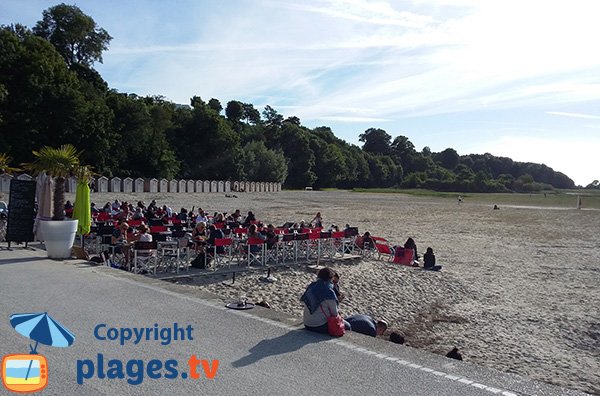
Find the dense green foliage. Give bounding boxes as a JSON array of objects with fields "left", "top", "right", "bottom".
[{"left": 0, "top": 5, "right": 578, "bottom": 191}]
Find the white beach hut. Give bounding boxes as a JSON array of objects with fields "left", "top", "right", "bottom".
[
  {"left": 211, "top": 181, "right": 217, "bottom": 192},
  {"left": 169, "top": 180, "right": 178, "bottom": 193},
  {"left": 97, "top": 176, "right": 109, "bottom": 192},
  {"left": 203, "top": 180, "right": 210, "bottom": 192},
  {"left": 178, "top": 179, "right": 187, "bottom": 193},
  {"left": 135, "top": 178, "right": 145, "bottom": 192},
  {"left": 159, "top": 178, "right": 168, "bottom": 192},
  {"left": 195, "top": 180, "right": 203, "bottom": 193},
  {"left": 217, "top": 180, "right": 224, "bottom": 193},
  {"left": 147, "top": 178, "right": 158, "bottom": 193},
  {"left": 225, "top": 181, "right": 231, "bottom": 193},
  {"left": 110, "top": 177, "right": 121, "bottom": 193},
  {"left": 123, "top": 177, "right": 133, "bottom": 193}
]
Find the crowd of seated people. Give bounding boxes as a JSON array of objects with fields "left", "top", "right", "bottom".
[{"left": 78, "top": 199, "right": 441, "bottom": 272}]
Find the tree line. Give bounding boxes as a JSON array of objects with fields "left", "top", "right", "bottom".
[{"left": 0, "top": 4, "right": 576, "bottom": 192}]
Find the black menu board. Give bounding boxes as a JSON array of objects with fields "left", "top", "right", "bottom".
[{"left": 6, "top": 179, "right": 36, "bottom": 242}]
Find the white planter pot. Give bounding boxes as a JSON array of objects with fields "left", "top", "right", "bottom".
[{"left": 39, "top": 219, "right": 78, "bottom": 259}]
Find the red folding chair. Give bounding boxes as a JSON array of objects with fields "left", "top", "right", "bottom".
[
  {"left": 150, "top": 225, "right": 168, "bottom": 233},
  {"left": 392, "top": 246, "right": 415, "bottom": 265},
  {"left": 207, "top": 238, "right": 235, "bottom": 269},
  {"left": 372, "top": 236, "right": 393, "bottom": 261}
]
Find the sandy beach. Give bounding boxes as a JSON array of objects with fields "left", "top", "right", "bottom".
[{"left": 55, "top": 190, "right": 600, "bottom": 394}]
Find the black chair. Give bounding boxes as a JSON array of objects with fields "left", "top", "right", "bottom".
[
  {"left": 152, "top": 233, "right": 168, "bottom": 242},
  {"left": 344, "top": 227, "right": 359, "bottom": 237}
]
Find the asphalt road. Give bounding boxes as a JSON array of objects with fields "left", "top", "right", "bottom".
[{"left": 0, "top": 244, "right": 585, "bottom": 395}]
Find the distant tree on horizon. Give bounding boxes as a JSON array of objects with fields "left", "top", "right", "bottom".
[{"left": 33, "top": 3, "right": 112, "bottom": 67}]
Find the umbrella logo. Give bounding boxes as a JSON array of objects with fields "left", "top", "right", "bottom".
[{"left": 2, "top": 312, "right": 75, "bottom": 393}]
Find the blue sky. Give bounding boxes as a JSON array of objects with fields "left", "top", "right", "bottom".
[{"left": 2, "top": 0, "right": 599, "bottom": 186}]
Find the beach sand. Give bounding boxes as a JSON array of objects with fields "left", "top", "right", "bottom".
[{"left": 69, "top": 190, "right": 599, "bottom": 394}]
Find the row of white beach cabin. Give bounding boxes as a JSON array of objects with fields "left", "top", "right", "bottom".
[{"left": 0, "top": 174, "right": 282, "bottom": 194}]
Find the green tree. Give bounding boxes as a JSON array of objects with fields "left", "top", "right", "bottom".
[
  {"left": 169, "top": 105, "right": 240, "bottom": 179},
  {"left": 359, "top": 128, "right": 391, "bottom": 155},
  {"left": 263, "top": 105, "right": 283, "bottom": 128},
  {"left": 239, "top": 141, "right": 287, "bottom": 182},
  {"left": 33, "top": 3, "right": 112, "bottom": 67},
  {"left": 433, "top": 148, "right": 460, "bottom": 170},
  {"left": 190, "top": 95, "right": 205, "bottom": 109},
  {"left": 207, "top": 98, "right": 222, "bottom": 114},
  {"left": 241, "top": 103, "right": 261, "bottom": 124},
  {"left": 0, "top": 27, "right": 88, "bottom": 163},
  {"left": 309, "top": 138, "right": 346, "bottom": 188},
  {"left": 278, "top": 123, "right": 316, "bottom": 188},
  {"left": 225, "top": 100, "right": 243, "bottom": 123}
]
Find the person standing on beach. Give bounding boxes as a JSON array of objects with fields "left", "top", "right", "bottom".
[{"left": 310, "top": 212, "right": 323, "bottom": 228}]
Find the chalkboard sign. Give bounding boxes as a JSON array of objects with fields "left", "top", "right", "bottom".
[{"left": 6, "top": 179, "right": 36, "bottom": 243}]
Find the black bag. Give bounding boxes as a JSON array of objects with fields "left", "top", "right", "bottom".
[{"left": 191, "top": 253, "right": 206, "bottom": 269}]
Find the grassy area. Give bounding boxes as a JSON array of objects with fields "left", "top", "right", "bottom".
[
  {"left": 350, "top": 188, "right": 600, "bottom": 209},
  {"left": 352, "top": 188, "right": 464, "bottom": 198}
]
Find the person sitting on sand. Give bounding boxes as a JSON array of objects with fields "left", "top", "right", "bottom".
[
  {"left": 404, "top": 237, "right": 419, "bottom": 265},
  {"left": 332, "top": 271, "right": 345, "bottom": 303},
  {"left": 301, "top": 267, "right": 349, "bottom": 334},
  {"left": 344, "top": 315, "right": 387, "bottom": 337},
  {"left": 423, "top": 247, "right": 442, "bottom": 271}
]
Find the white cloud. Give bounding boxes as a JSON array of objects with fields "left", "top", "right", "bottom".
[{"left": 546, "top": 111, "right": 600, "bottom": 120}]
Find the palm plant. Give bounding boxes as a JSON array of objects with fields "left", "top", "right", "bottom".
[
  {"left": 72, "top": 164, "right": 95, "bottom": 184},
  {"left": 23, "top": 145, "right": 81, "bottom": 220},
  {"left": 0, "top": 153, "right": 20, "bottom": 174}
]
